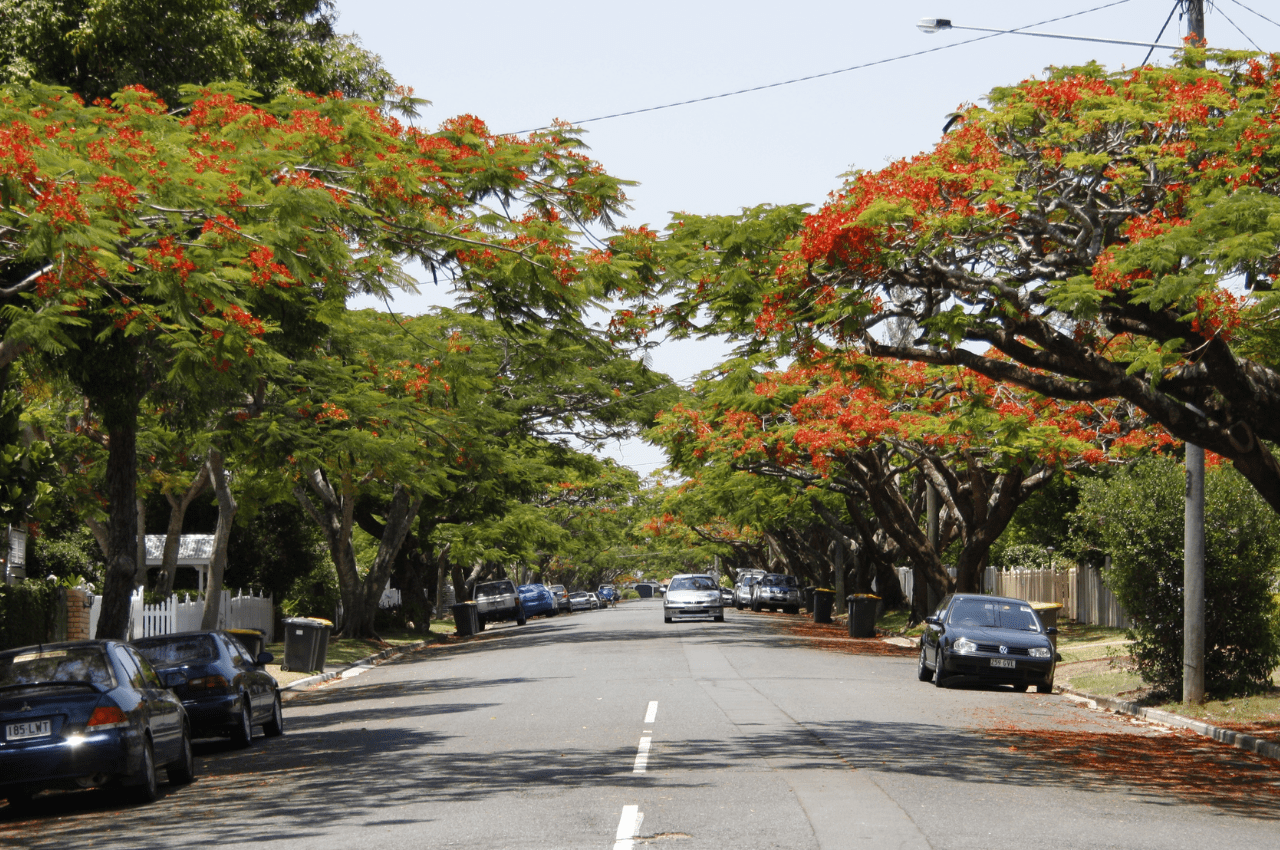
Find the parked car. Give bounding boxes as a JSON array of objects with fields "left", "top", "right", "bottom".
[
  {"left": 597, "top": 585, "right": 619, "bottom": 606},
  {"left": 720, "top": 586, "right": 734, "bottom": 606},
  {"left": 568, "top": 591, "right": 595, "bottom": 612},
  {"left": 132, "top": 630, "right": 282, "bottom": 747},
  {"left": 518, "top": 584, "right": 557, "bottom": 618},
  {"left": 0, "top": 640, "right": 195, "bottom": 810},
  {"left": 473, "top": 580, "right": 526, "bottom": 627},
  {"left": 750, "top": 573, "right": 801, "bottom": 614},
  {"left": 733, "top": 569, "right": 766, "bottom": 609},
  {"left": 663, "top": 574, "right": 725, "bottom": 623},
  {"left": 917, "top": 593, "right": 1057, "bottom": 693},
  {"left": 547, "top": 584, "right": 572, "bottom": 613}
]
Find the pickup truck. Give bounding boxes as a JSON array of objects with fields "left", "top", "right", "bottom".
[{"left": 473, "top": 580, "right": 526, "bottom": 627}]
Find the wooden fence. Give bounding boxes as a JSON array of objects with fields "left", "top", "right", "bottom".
[
  {"left": 879, "top": 564, "right": 1129, "bottom": 628},
  {"left": 88, "top": 588, "right": 274, "bottom": 641}
]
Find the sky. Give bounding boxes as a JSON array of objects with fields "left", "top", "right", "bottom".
[{"left": 335, "top": 0, "right": 1276, "bottom": 473}]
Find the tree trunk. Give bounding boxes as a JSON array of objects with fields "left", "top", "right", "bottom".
[
  {"left": 295, "top": 469, "right": 360, "bottom": 635},
  {"left": 95, "top": 422, "right": 138, "bottom": 640},
  {"left": 349, "top": 485, "right": 423, "bottom": 639},
  {"left": 156, "top": 465, "right": 211, "bottom": 596},
  {"left": 200, "top": 448, "right": 237, "bottom": 630},
  {"left": 134, "top": 497, "right": 148, "bottom": 588}
]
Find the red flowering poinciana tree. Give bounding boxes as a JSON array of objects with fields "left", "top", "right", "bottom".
[
  {"left": 0, "top": 82, "right": 635, "bottom": 638},
  {"left": 656, "top": 353, "right": 1170, "bottom": 611},
  {"left": 764, "top": 49, "right": 1280, "bottom": 515}
]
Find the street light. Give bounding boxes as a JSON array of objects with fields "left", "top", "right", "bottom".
[{"left": 916, "top": 17, "right": 1180, "bottom": 51}]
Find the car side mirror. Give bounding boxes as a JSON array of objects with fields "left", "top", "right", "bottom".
[
  {"left": 924, "top": 615, "right": 941, "bottom": 627},
  {"left": 162, "top": 670, "right": 187, "bottom": 689},
  {"left": 256, "top": 651, "right": 275, "bottom": 666}
]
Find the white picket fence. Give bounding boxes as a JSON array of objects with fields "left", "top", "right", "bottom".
[
  {"left": 89, "top": 588, "right": 274, "bottom": 641},
  {"left": 877, "top": 564, "right": 1129, "bottom": 627}
]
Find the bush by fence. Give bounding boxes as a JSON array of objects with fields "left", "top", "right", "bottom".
[{"left": 0, "top": 580, "right": 60, "bottom": 650}]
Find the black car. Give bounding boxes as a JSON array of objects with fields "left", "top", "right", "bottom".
[
  {"left": 0, "top": 640, "right": 195, "bottom": 810},
  {"left": 132, "top": 630, "right": 282, "bottom": 747},
  {"left": 917, "top": 593, "right": 1057, "bottom": 692}
]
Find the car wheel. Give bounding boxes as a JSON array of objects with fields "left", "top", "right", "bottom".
[
  {"left": 168, "top": 724, "right": 196, "bottom": 785},
  {"left": 751, "top": 600, "right": 760, "bottom": 612},
  {"left": 516, "top": 611, "right": 527, "bottom": 626},
  {"left": 933, "top": 649, "right": 948, "bottom": 688},
  {"left": 263, "top": 693, "right": 284, "bottom": 738},
  {"left": 664, "top": 614, "right": 673, "bottom": 623},
  {"left": 128, "top": 737, "right": 159, "bottom": 804},
  {"left": 735, "top": 602, "right": 744, "bottom": 610},
  {"left": 1013, "top": 683, "right": 1030, "bottom": 693},
  {"left": 714, "top": 613, "right": 725, "bottom": 622},
  {"left": 1036, "top": 678, "right": 1054, "bottom": 694},
  {"left": 231, "top": 699, "right": 253, "bottom": 748},
  {"left": 917, "top": 646, "right": 932, "bottom": 682}
]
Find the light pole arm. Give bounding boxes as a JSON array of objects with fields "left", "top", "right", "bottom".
[{"left": 917, "top": 18, "right": 1181, "bottom": 50}]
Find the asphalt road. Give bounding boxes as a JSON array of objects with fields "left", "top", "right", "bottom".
[{"left": 3, "top": 599, "right": 1278, "bottom": 849}]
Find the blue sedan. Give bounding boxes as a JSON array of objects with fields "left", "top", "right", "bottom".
[
  {"left": 0, "top": 640, "right": 195, "bottom": 811},
  {"left": 517, "top": 584, "right": 557, "bottom": 618},
  {"left": 133, "top": 630, "right": 282, "bottom": 747}
]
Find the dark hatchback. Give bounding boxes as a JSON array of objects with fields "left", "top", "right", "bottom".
[
  {"left": 917, "top": 594, "right": 1057, "bottom": 693},
  {"left": 0, "top": 640, "right": 195, "bottom": 810},
  {"left": 132, "top": 630, "right": 282, "bottom": 747}
]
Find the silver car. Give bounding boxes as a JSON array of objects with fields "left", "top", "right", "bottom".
[
  {"left": 750, "top": 573, "right": 801, "bottom": 614},
  {"left": 663, "top": 574, "right": 725, "bottom": 623}
]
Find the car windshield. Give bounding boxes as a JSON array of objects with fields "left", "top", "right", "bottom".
[
  {"left": 669, "top": 576, "right": 717, "bottom": 592},
  {"left": 0, "top": 646, "right": 115, "bottom": 688},
  {"left": 739, "top": 576, "right": 760, "bottom": 587},
  {"left": 764, "top": 575, "right": 797, "bottom": 587},
  {"left": 133, "top": 634, "right": 218, "bottom": 666},
  {"left": 947, "top": 600, "right": 1041, "bottom": 632}
]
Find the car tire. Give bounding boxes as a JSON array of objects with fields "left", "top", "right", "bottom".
[
  {"left": 1036, "top": 679, "right": 1054, "bottom": 694},
  {"left": 168, "top": 724, "right": 196, "bottom": 785},
  {"left": 933, "top": 649, "right": 948, "bottom": 688},
  {"left": 231, "top": 700, "right": 253, "bottom": 748},
  {"left": 664, "top": 614, "right": 673, "bottom": 623},
  {"left": 516, "top": 611, "right": 527, "bottom": 626},
  {"left": 714, "top": 613, "right": 725, "bottom": 622},
  {"left": 751, "top": 600, "right": 760, "bottom": 612},
  {"left": 1013, "top": 683, "right": 1030, "bottom": 693},
  {"left": 263, "top": 693, "right": 284, "bottom": 738},
  {"left": 128, "top": 737, "right": 159, "bottom": 804},
  {"left": 917, "top": 646, "right": 933, "bottom": 682}
]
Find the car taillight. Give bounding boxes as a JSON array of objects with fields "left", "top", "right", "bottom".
[
  {"left": 87, "top": 705, "right": 128, "bottom": 729},
  {"left": 187, "top": 675, "right": 231, "bottom": 691}
]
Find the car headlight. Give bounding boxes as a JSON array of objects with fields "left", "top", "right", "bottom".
[
  {"left": 952, "top": 637, "right": 977, "bottom": 655},
  {"left": 1029, "top": 647, "right": 1052, "bottom": 659}
]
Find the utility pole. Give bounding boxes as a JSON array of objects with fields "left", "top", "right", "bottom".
[
  {"left": 1181, "top": 0, "right": 1207, "bottom": 707},
  {"left": 1185, "top": 0, "right": 1205, "bottom": 43}
]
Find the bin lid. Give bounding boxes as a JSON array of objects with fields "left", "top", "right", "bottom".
[
  {"left": 225, "top": 628, "right": 264, "bottom": 636},
  {"left": 1029, "top": 602, "right": 1062, "bottom": 611},
  {"left": 846, "top": 593, "right": 881, "bottom": 600},
  {"left": 284, "top": 617, "right": 333, "bottom": 627}
]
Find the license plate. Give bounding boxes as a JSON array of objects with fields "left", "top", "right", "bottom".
[
  {"left": 6, "top": 719, "right": 52, "bottom": 741},
  {"left": 990, "top": 658, "right": 1016, "bottom": 669}
]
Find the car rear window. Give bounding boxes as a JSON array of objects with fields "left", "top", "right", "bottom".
[
  {"left": 0, "top": 646, "right": 115, "bottom": 688},
  {"left": 947, "top": 600, "right": 1041, "bottom": 632},
  {"left": 476, "top": 581, "right": 515, "bottom": 596},
  {"left": 133, "top": 634, "right": 218, "bottom": 666}
]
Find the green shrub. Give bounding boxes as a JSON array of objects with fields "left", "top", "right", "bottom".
[
  {"left": 1072, "top": 457, "right": 1280, "bottom": 698},
  {"left": 0, "top": 580, "right": 60, "bottom": 650}
]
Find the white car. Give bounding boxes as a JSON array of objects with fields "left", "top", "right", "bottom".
[
  {"left": 733, "top": 570, "right": 765, "bottom": 610},
  {"left": 663, "top": 574, "right": 725, "bottom": 623}
]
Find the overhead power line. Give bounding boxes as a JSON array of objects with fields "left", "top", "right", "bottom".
[
  {"left": 1227, "top": 0, "right": 1280, "bottom": 31},
  {"left": 509, "top": 0, "right": 1138, "bottom": 134}
]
